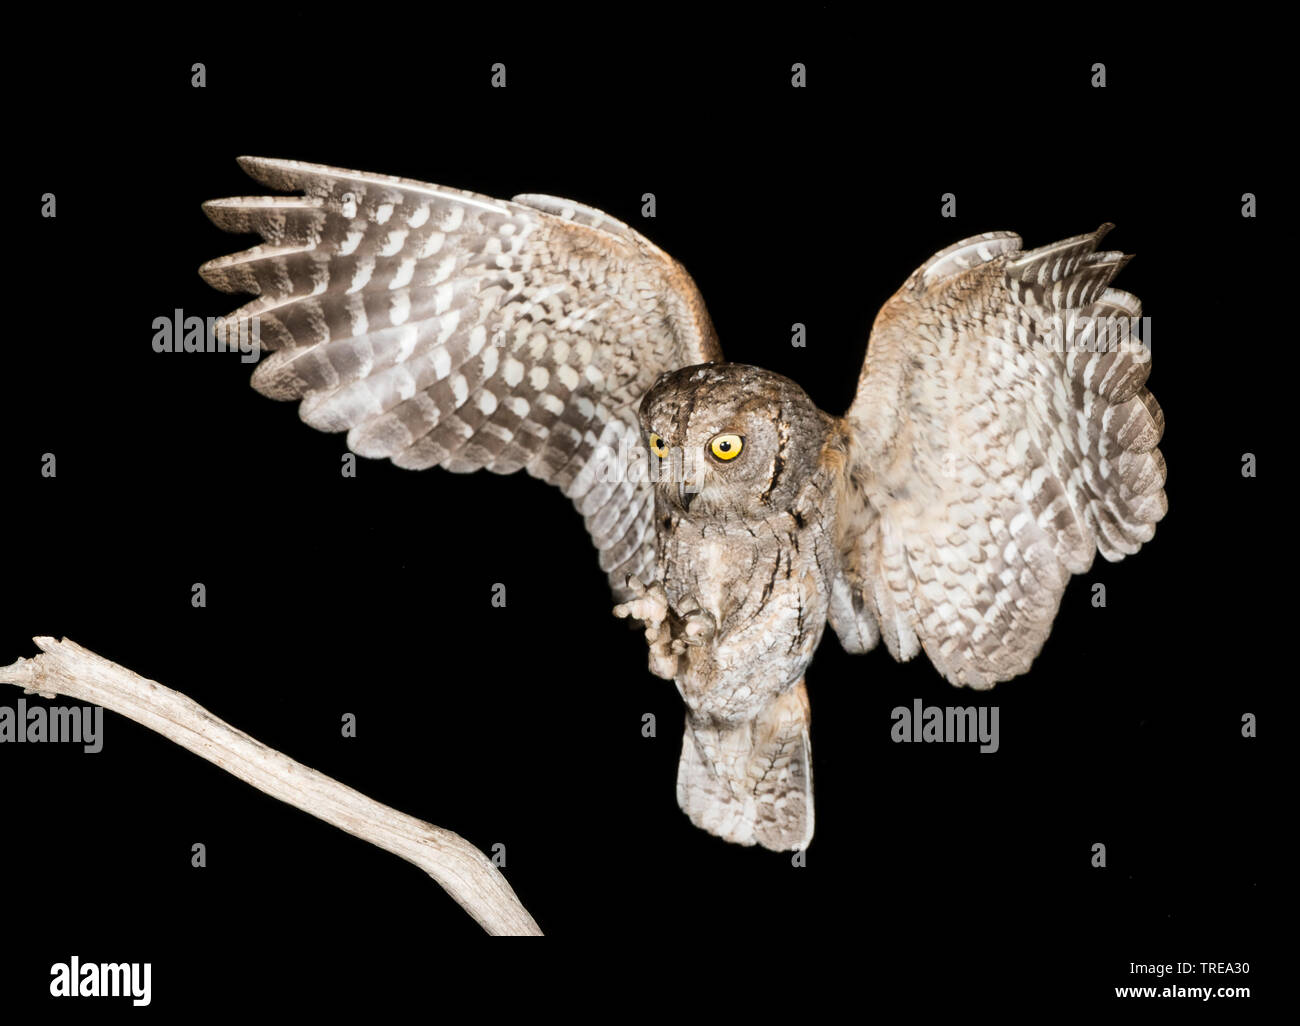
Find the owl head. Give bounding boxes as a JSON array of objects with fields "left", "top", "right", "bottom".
[{"left": 638, "top": 363, "right": 832, "bottom": 517}]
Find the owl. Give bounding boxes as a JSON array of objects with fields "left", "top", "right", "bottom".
[{"left": 201, "top": 158, "right": 1167, "bottom": 852}]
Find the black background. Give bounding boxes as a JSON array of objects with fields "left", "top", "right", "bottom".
[{"left": 2, "top": 22, "right": 1277, "bottom": 1013}]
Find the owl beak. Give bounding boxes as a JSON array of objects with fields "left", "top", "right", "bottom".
[{"left": 677, "top": 479, "right": 698, "bottom": 512}]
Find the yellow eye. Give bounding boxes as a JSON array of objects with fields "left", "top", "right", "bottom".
[
  {"left": 709, "top": 433, "right": 744, "bottom": 461},
  {"left": 648, "top": 432, "right": 669, "bottom": 459}
]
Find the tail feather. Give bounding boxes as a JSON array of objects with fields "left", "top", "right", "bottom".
[{"left": 676, "top": 680, "right": 814, "bottom": 852}]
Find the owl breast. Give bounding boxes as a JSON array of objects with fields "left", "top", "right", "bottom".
[{"left": 659, "top": 502, "right": 835, "bottom": 725}]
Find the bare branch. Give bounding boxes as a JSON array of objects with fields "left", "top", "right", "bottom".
[{"left": 1, "top": 637, "right": 542, "bottom": 937}]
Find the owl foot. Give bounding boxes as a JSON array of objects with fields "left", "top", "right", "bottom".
[
  {"left": 672, "top": 607, "right": 716, "bottom": 649},
  {"left": 613, "top": 575, "right": 670, "bottom": 632},
  {"left": 614, "top": 575, "right": 682, "bottom": 680}
]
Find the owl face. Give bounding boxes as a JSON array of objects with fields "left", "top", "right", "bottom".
[{"left": 639, "top": 363, "right": 831, "bottom": 516}]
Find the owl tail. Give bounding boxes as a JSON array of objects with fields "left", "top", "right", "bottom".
[{"left": 676, "top": 679, "right": 814, "bottom": 852}]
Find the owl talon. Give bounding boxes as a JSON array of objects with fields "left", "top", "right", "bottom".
[
  {"left": 677, "top": 608, "right": 716, "bottom": 646},
  {"left": 613, "top": 576, "right": 671, "bottom": 631}
]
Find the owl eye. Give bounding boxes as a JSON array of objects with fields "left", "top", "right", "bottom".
[
  {"left": 709, "top": 433, "right": 744, "bottom": 461},
  {"left": 648, "top": 432, "right": 670, "bottom": 459}
]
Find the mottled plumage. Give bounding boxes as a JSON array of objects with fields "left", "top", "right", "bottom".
[
  {"left": 202, "top": 158, "right": 1167, "bottom": 852},
  {"left": 201, "top": 157, "right": 719, "bottom": 599}
]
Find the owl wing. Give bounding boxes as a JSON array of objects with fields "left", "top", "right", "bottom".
[
  {"left": 832, "top": 226, "right": 1166, "bottom": 688},
  {"left": 201, "top": 157, "right": 721, "bottom": 599}
]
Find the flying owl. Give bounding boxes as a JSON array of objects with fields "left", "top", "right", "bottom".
[{"left": 200, "top": 158, "right": 1167, "bottom": 852}]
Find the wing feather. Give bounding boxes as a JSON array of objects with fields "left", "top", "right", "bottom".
[
  {"left": 201, "top": 157, "right": 721, "bottom": 598},
  {"left": 835, "top": 225, "right": 1166, "bottom": 687}
]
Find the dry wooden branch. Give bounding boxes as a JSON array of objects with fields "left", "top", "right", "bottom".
[{"left": 1, "top": 636, "right": 542, "bottom": 936}]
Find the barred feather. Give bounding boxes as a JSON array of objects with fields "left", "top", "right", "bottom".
[
  {"left": 201, "top": 157, "right": 721, "bottom": 598},
  {"left": 837, "top": 225, "right": 1166, "bottom": 688},
  {"left": 677, "top": 681, "right": 814, "bottom": 851}
]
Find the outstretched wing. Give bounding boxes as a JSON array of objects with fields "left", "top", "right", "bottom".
[
  {"left": 201, "top": 157, "right": 721, "bottom": 599},
  {"left": 832, "top": 226, "right": 1166, "bottom": 688}
]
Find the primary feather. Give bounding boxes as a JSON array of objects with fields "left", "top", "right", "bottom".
[
  {"left": 202, "top": 157, "right": 721, "bottom": 599},
  {"left": 834, "top": 225, "right": 1166, "bottom": 688}
]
